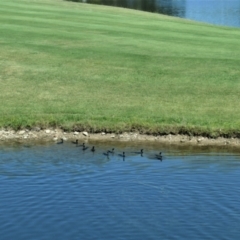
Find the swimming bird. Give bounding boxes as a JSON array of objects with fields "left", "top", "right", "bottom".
[
  {"left": 103, "top": 151, "right": 110, "bottom": 156},
  {"left": 72, "top": 139, "right": 78, "bottom": 144},
  {"left": 118, "top": 152, "right": 125, "bottom": 158},
  {"left": 120, "top": 152, "right": 126, "bottom": 161},
  {"left": 91, "top": 146, "right": 95, "bottom": 152},
  {"left": 156, "top": 152, "right": 162, "bottom": 157},
  {"left": 133, "top": 149, "right": 143, "bottom": 155},
  {"left": 57, "top": 138, "right": 64, "bottom": 144},
  {"left": 78, "top": 142, "right": 85, "bottom": 147},
  {"left": 108, "top": 148, "right": 115, "bottom": 154},
  {"left": 82, "top": 144, "right": 88, "bottom": 151},
  {"left": 155, "top": 152, "right": 163, "bottom": 161},
  {"left": 103, "top": 151, "right": 110, "bottom": 158}
]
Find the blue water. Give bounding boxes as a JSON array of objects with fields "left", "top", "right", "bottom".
[
  {"left": 1, "top": 141, "right": 240, "bottom": 239},
  {"left": 83, "top": 0, "right": 240, "bottom": 28}
]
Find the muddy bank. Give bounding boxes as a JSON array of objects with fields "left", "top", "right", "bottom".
[{"left": 0, "top": 128, "right": 240, "bottom": 147}]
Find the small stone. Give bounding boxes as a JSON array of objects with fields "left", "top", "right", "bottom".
[
  {"left": 101, "top": 132, "right": 106, "bottom": 135},
  {"left": 19, "top": 130, "right": 25, "bottom": 135},
  {"left": 45, "top": 129, "right": 51, "bottom": 134},
  {"left": 74, "top": 131, "right": 79, "bottom": 135},
  {"left": 53, "top": 137, "right": 58, "bottom": 141},
  {"left": 33, "top": 127, "right": 41, "bottom": 132},
  {"left": 62, "top": 137, "right": 68, "bottom": 141},
  {"left": 197, "top": 138, "right": 203, "bottom": 143},
  {"left": 111, "top": 135, "right": 115, "bottom": 138},
  {"left": 82, "top": 131, "right": 88, "bottom": 136}
]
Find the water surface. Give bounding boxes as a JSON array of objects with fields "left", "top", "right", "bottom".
[
  {"left": 0, "top": 141, "right": 240, "bottom": 239},
  {"left": 81, "top": 0, "right": 240, "bottom": 28}
]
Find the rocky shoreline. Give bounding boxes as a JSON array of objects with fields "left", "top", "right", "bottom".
[{"left": 1, "top": 128, "right": 240, "bottom": 147}]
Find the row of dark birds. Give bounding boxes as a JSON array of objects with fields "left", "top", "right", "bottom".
[{"left": 57, "top": 138, "right": 163, "bottom": 161}]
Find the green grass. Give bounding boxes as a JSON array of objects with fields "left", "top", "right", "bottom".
[{"left": 1, "top": 0, "right": 240, "bottom": 137}]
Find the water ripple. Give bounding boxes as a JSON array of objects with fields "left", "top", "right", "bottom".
[{"left": 0, "top": 142, "right": 240, "bottom": 239}]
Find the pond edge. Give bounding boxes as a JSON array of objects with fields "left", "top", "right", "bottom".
[{"left": 1, "top": 128, "right": 240, "bottom": 147}]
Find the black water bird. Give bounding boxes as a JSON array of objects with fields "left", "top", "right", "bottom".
[
  {"left": 78, "top": 142, "right": 85, "bottom": 147},
  {"left": 155, "top": 152, "right": 163, "bottom": 161},
  {"left": 57, "top": 138, "right": 64, "bottom": 144},
  {"left": 23, "top": 144, "right": 31, "bottom": 148},
  {"left": 118, "top": 152, "right": 125, "bottom": 158},
  {"left": 133, "top": 149, "right": 143, "bottom": 156},
  {"left": 82, "top": 145, "right": 88, "bottom": 151},
  {"left": 156, "top": 152, "right": 162, "bottom": 157},
  {"left": 103, "top": 151, "right": 110, "bottom": 158},
  {"left": 103, "top": 151, "right": 110, "bottom": 156},
  {"left": 72, "top": 139, "right": 79, "bottom": 144},
  {"left": 120, "top": 152, "right": 125, "bottom": 161},
  {"left": 91, "top": 146, "right": 95, "bottom": 152},
  {"left": 108, "top": 148, "right": 115, "bottom": 154}
]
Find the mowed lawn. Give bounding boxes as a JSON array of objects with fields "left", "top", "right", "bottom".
[{"left": 1, "top": 0, "right": 240, "bottom": 136}]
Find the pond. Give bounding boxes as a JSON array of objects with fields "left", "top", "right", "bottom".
[
  {"left": 1, "top": 141, "right": 240, "bottom": 239},
  {"left": 79, "top": 0, "right": 240, "bottom": 28}
]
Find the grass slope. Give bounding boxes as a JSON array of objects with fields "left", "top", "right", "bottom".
[{"left": 1, "top": 0, "right": 240, "bottom": 136}]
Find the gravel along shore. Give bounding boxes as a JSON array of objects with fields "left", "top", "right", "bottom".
[{"left": 0, "top": 128, "right": 240, "bottom": 147}]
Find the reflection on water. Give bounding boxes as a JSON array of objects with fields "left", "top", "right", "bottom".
[
  {"left": 72, "top": 0, "right": 240, "bottom": 28},
  {"left": 1, "top": 141, "right": 240, "bottom": 239},
  {"left": 80, "top": 0, "right": 186, "bottom": 17}
]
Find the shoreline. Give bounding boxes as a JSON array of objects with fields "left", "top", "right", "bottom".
[{"left": 1, "top": 128, "right": 240, "bottom": 148}]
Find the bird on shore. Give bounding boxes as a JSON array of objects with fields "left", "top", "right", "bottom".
[{"left": 57, "top": 138, "right": 64, "bottom": 144}]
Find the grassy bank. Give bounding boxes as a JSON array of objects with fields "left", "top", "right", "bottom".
[{"left": 1, "top": 0, "right": 240, "bottom": 137}]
